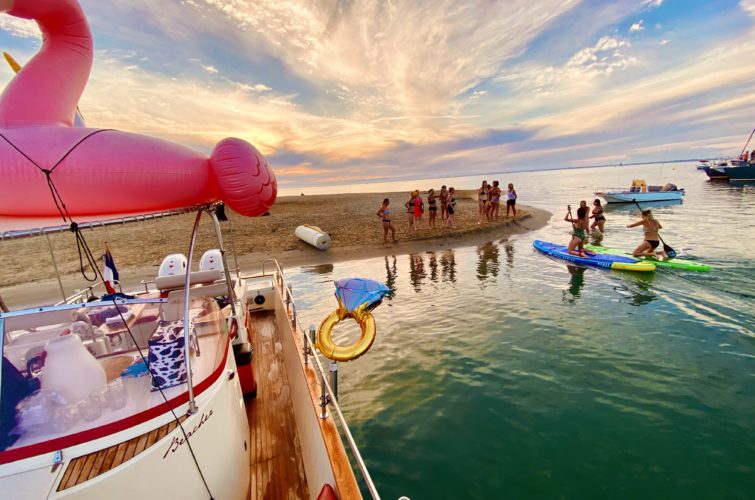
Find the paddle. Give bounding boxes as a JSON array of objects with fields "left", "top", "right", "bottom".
[{"left": 632, "top": 199, "right": 676, "bottom": 258}]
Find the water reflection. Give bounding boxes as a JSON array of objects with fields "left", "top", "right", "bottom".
[
  {"left": 428, "top": 252, "right": 439, "bottom": 282},
  {"left": 440, "top": 249, "right": 457, "bottom": 284},
  {"left": 476, "top": 242, "right": 500, "bottom": 283},
  {"left": 562, "top": 265, "right": 586, "bottom": 303},
  {"left": 613, "top": 274, "right": 658, "bottom": 306},
  {"left": 503, "top": 241, "right": 515, "bottom": 271},
  {"left": 302, "top": 263, "right": 334, "bottom": 275},
  {"left": 409, "top": 253, "right": 426, "bottom": 292},
  {"left": 384, "top": 256, "right": 397, "bottom": 299}
]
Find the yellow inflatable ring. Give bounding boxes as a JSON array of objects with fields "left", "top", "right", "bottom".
[{"left": 316, "top": 307, "right": 376, "bottom": 362}]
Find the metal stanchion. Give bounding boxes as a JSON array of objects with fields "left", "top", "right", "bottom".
[{"left": 329, "top": 361, "right": 338, "bottom": 401}]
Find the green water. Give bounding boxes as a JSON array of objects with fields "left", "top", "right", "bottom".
[{"left": 288, "top": 164, "right": 754, "bottom": 499}]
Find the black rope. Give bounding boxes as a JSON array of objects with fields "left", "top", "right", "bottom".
[
  {"left": 110, "top": 304, "right": 215, "bottom": 499},
  {"left": 0, "top": 130, "right": 215, "bottom": 498}
]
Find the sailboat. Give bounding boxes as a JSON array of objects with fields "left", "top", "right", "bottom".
[{"left": 0, "top": 0, "right": 379, "bottom": 498}]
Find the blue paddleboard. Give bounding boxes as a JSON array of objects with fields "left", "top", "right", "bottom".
[{"left": 533, "top": 240, "right": 656, "bottom": 272}]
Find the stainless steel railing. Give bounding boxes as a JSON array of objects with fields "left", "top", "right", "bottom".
[{"left": 255, "top": 259, "right": 380, "bottom": 499}]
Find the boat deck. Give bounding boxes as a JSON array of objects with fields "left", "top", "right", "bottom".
[{"left": 246, "top": 311, "right": 308, "bottom": 499}]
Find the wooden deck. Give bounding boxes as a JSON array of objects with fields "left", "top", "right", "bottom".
[
  {"left": 246, "top": 311, "right": 309, "bottom": 499},
  {"left": 57, "top": 416, "right": 187, "bottom": 491}
]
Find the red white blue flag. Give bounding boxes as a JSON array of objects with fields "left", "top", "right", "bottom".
[{"left": 103, "top": 244, "right": 119, "bottom": 294}]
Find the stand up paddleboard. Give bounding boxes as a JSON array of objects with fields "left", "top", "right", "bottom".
[
  {"left": 585, "top": 245, "right": 711, "bottom": 272},
  {"left": 533, "top": 240, "right": 656, "bottom": 272}
]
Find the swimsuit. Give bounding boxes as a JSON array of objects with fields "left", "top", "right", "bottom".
[
  {"left": 447, "top": 197, "right": 456, "bottom": 215},
  {"left": 506, "top": 191, "right": 516, "bottom": 206},
  {"left": 428, "top": 197, "right": 437, "bottom": 211},
  {"left": 572, "top": 227, "right": 586, "bottom": 241},
  {"left": 647, "top": 240, "right": 660, "bottom": 249},
  {"left": 414, "top": 197, "right": 423, "bottom": 217},
  {"left": 594, "top": 207, "right": 605, "bottom": 221},
  {"left": 381, "top": 208, "right": 392, "bottom": 223},
  {"left": 406, "top": 200, "right": 414, "bottom": 214}
]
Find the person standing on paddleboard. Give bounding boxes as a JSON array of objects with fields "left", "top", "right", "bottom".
[
  {"left": 627, "top": 209, "right": 667, "bottom": 259},
  {"left": 565, "top": 205, "right": 590, "bottom": 256}
]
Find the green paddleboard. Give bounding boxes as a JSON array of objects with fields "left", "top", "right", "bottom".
[{"left": 585, "top": 245, "right": 712, "bottom": 272}]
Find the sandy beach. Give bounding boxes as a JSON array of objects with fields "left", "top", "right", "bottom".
[{"left": 0, "top": 191, "right": 550, "bottom": 309}]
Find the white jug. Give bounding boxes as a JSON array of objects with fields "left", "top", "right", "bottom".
[{"left": 42, "top": 335, "right": 107, "bottom": 404}]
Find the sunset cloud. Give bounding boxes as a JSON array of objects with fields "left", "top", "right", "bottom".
[{"left": 0, "top": 0, "right": 752, "bottom": 187}]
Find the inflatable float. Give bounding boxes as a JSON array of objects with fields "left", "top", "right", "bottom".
[
  {"left": 316, "top": 278, "right": 389, "bottom": 362},
  {"left": 295, "top": 225, "right": 332, "bottom": 250},
  {"left": 0, "top": 0, "right": 276, "bottom": 219}
]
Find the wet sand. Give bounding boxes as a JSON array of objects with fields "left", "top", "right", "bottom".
[{"left": 0, "top": 191, "right": 550, "bottom": 309}]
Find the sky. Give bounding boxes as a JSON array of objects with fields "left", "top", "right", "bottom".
[{"left": 1, "top": 0, "right": 755, "bottom": 190}]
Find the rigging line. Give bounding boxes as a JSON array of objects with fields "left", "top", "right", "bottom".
[{"left": 108, "top": 300, "right": 215, "bottom": 499}]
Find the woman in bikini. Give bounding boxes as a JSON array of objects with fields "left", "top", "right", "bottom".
[
  {"left": 590, "top": 199, "right": 606, "bottom": 233},
  {"left": 446, "top": 187, "right": 457, "bottom": 228},
  {"left": 488, "top": 180, "right": 501, "bottom": 220},
  {"left": 565, "top": 205, "right": 590, "bottom": 256},
  {"left": 405, "top": 191, "right": 417, "bottom": 231},
  {"left": 477, "top": 180, "right": 489, "bottom": 223},
  {"left": 579, "top": 200, "right": 590, "bottom": 235},
  {"left": 439, "top": 185, "right": 449, "bottom": 222},
  {"left": 627, "top": 209, "right": 666, "bottom": 258},
  {"left": 427, "top": 188, "right": 438, "bottom": 228},
  {"left": 376, "top": 198, "right": 397, "bottom": 247}
]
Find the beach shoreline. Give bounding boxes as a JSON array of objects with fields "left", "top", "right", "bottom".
[{"left": 0, "top": 192, "right": 551, "bottom": 309}]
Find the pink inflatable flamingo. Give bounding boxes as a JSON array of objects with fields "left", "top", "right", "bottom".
[{"left": 0, "top": 0, "right": 276, "bottom": 218}]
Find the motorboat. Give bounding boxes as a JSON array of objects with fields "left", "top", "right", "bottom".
[
  {"left": 595, "top": 179, "right": 684, "bottom": 204},
  {"left": 723, "top": 163, "right": 755, "bottom": 182}
]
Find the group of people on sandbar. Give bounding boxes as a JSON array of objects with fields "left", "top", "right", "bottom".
[
  {"left": 476, "top": 180, "right": 517, "bottom": 223},
  {"left": 564, "top": 199, "right": 667, "bottom": 259},
  {"left": 375, "top": 186, "right": 458, "bottom": 246}
]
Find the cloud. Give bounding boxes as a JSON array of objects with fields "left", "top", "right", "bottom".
[
  {"left": 498, "top": 36, "right": 639, "bottom": 98},
  {"left": 629, "top": 20, "right": 645, "bottom": 32},
  {"left": 202, "top": 64, "right": 219, "bottom": 74},
  {"left": 742, "top": 0, "right": 755, "bottom": 17},
  {"left": 642, "top": 0, "right": 663, "bottom": 8},
  {"left": 0, "top": 16, "right": 39, "bottom": 38}
]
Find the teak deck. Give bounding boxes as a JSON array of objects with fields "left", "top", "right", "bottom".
[
  {"left": 57, "top": 416, "right": 187, "bottom": 491},
  {"left": 246, "top": 311, "right": 308, "bottom": 499}
]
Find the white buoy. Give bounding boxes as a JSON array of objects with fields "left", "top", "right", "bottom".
[{"left": 295, "top": 225, "right": 332, "bottom": 250}]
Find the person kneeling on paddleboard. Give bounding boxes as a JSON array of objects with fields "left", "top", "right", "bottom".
[
  {"left": 565, "top": 206, "right": 592, "bottom": 257},
  {"left": 628, "top": 209, "right": 667, "bottom": 259}
]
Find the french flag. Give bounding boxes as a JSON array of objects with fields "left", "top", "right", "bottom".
[{"left": 103, "top": 244, "right": 119, "bottom": 295}]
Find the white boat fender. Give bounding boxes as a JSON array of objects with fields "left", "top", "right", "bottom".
[{"left": 295, "top": 225, "right": 332, "bottom": 250}]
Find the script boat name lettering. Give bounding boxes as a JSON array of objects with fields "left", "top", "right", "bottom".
[{"left": 162, "top": 410, "right": 214, "bottom": 460}]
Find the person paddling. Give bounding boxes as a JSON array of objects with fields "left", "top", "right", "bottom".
[
  {"left": 627, "top": 209, "right": 667, "bottom": 259},
  {"left": 565, "top": 205, "right": 591, "bottom": 256}
]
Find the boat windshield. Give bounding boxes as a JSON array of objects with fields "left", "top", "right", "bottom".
[{"left": 0, "top": 296, "right": 229, "bottom": 456}]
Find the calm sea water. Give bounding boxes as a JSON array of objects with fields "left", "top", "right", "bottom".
[{"left": 286, "top": 163, "right": 754, "bottom": 499}]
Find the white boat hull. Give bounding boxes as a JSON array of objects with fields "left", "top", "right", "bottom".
[
  {"left": 596, "top": 190, "right": 684, "bottom": 204},
  {"left": 1, "top": 347, "right": 251, "bottom": 500}
]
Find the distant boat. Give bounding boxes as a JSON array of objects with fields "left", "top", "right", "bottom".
[
  {"left": 723, "top": 163, "right": 755, "bottom": 182},
  {"left": 595, "top": 178, "right": 684, "bottom": 204}
]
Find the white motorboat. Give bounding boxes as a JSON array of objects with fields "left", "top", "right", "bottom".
[{"left": 595, "top": 179, "right": 684, "bottom": 204}]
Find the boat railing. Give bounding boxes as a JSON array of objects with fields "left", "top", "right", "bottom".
[
  {"left": 55, "top": 280, "right": 124, "bottom": 306},
  {"left": 252, "top": 258, "right": 380, "bottom": 499}
]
